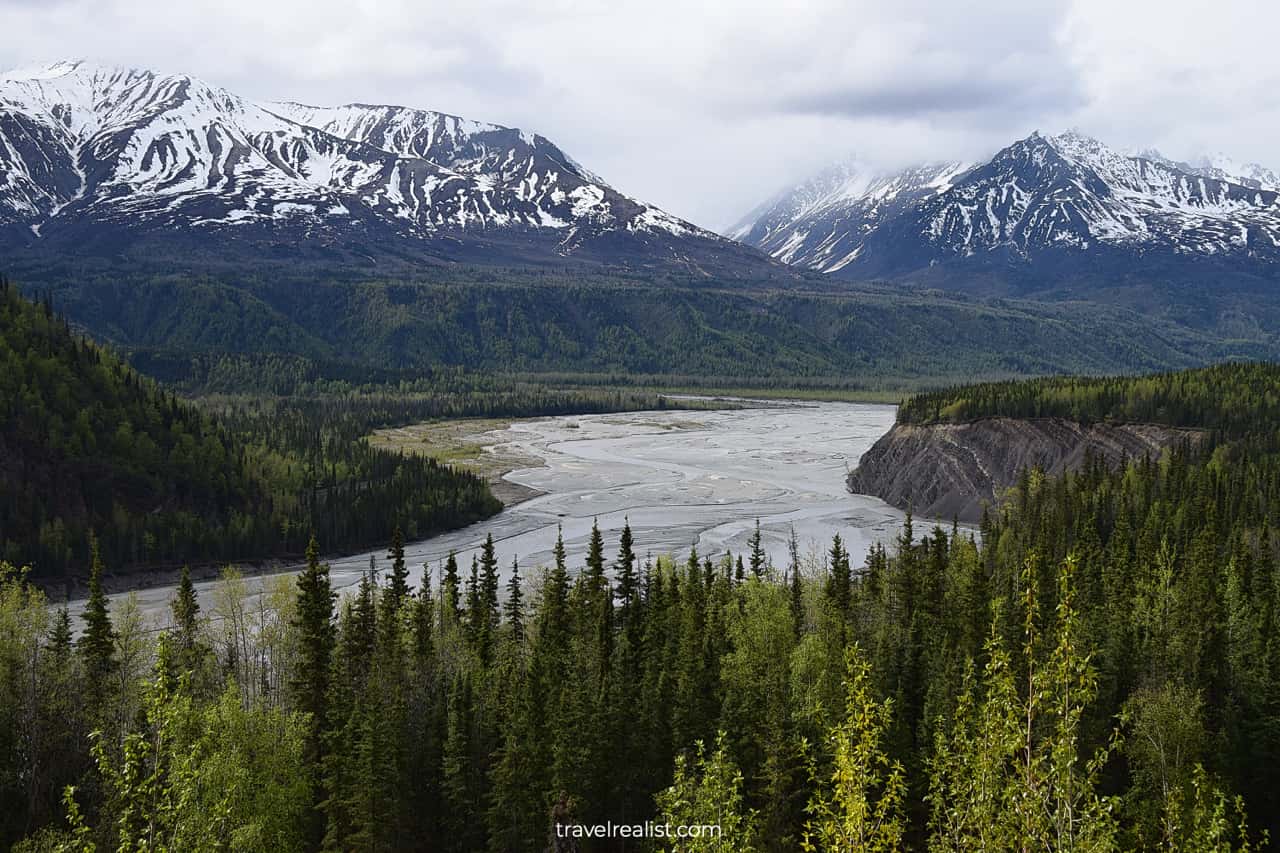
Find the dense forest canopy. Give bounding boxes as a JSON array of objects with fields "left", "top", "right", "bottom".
[
  {"left": 2, "top": 364, "right": 1279, "bottom": 850},
  {"left": 897, "top": 361, "right": 1280, "bottom": 436},
  {"left": 0, "top": 278, "right": 758, "bottom": 582},
  {"left": 15, "top": 263, "right": 1267, "bottom": 387},
  {"left": 0, "top": 279, "right": 503, "bottom": 580}
]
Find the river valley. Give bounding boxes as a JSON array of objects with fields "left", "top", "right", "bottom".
[{"left": 68, "top": 400, "right": 905, "bottom": 627}]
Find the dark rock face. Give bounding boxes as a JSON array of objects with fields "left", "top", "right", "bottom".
[{"left": 847, "top": 417, "right": 1205, "bottom": 523}]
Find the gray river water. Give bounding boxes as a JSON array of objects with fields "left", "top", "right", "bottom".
[{"left": 69, "top": 400, "right": 905, "bottom": 628}]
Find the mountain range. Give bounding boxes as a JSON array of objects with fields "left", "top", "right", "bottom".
[
  {"left": 5, "top": 59, "right": 1279, "bottom": 297},
  {"left": 731, "top": 131, "right": 1280, "bottom": 301},
  {"left": 0, "top": 60, "right": 766, "bottom": 273},
  {"left": 2, "top": 60, "right": 1279, "bottom": 381}
]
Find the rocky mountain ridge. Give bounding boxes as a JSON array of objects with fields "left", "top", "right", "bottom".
[
  {"left": 0, "top": 60, "right": 769, "bottom": 272},
  {"left": 735, "top": 130, "right": 1280, "bottom": 287}
]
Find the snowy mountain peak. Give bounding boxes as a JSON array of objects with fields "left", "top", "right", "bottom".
[
  {"left": 729, "top": 158, "right": 974, "bottom": 271},
  {"left": 0, "top": 60, "right": 749, "bottom": 271},
  {"left": 735, "top": 129, "right": 1280, "bottom": 277}
]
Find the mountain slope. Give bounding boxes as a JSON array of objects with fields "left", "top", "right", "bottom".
[
  {"left": 728, "top": 159, "right": 972, "bottom": 272},
  {"left": 0, "top": 277, "right": 498, "bottom": 581},
  {"left": 736, "top": 131, "right": 1280, "bottom": 289},
  {"left": 0, "top": 60, "right": 768, "bottom": 273}
]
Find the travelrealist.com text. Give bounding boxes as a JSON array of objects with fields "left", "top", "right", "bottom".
[{"left": 555, "top": 821, "right": 723, "bottom": 840}]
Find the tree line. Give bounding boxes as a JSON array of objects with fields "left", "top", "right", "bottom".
[{"left": 897, "top": 362, "right": 1280, "bottom": 435}]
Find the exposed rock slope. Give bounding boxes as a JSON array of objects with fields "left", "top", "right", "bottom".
[{"left": 847, "top": 417, "right": 1204, "bottom": 522}]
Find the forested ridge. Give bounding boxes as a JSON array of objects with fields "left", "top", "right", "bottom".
[
  {"left": 0, "top": 279, "right": 502, "bottom": 580},
  {"left": 1, "top": 280, "right": 749, "bottom": 582},
  {"left": 18, "top": 263, "right": 1267, "bottom": 386},
  {"left": 2, "top": 367, "right": 1279, "bottom": 850},
  {"left": 898, "top": 362, "right": 1280, "bottom": 435}
]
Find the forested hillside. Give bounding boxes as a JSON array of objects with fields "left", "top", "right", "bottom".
[
  {"left": 0, "top": 279, "right": 500, "bottom": 581},
  {"left": 16, "top": 262, "right": 1271, "bottom": 386},
  {"left": 4, "top": 367, "right": 1279, "bottom": 850},
  {"left": 898, "top": 362, "right": 1280, "bottom": 434}
]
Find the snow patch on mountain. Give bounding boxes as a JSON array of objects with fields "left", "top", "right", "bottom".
[
  {"left": 0, "top": 60, "right": 733, "bottom": 266},
  {"left": 735, "top": 129, "right": 1280, "bottom": 275}
]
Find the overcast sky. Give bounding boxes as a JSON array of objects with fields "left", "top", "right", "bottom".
[{"left": 2, "top": 0, "right": 1277, "bottom": 230}]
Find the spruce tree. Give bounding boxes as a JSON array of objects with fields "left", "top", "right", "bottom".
[
  {"left": 584, "top": 520, "right": 612, "bottom": 678},
  {"left": 384, "top": 524, "right": 411, "bottom": 615},
  {"left": 168, "top": 565, "right": 209, "bottom": 685},
  {"left": 615, "top": 520, "right": 638, "bottom": 618},
  {"left": 506, "top": 558, "right": 524, "bottom": 645},
  {"left": 442, "top": 551, "right": 462, "bottom": 626},
  {"left": 48, "top": 606, "right": 73, "bottom": 663},
  {"left": 824, "top": 533, "right": 852, "bottom": 617},
  {"left": 749, "top": 518, "right": 766, "bottom": 577},
  {"left": 585, "top": 520, "right": 605, "bottom": 585},
  {"left": 291, "top": 533, "right": 335, "bottom": 844},
  {"left": 546, "top": 526, "right": 572, "bottom": 645},
  {"left": 347, "top": 567, "right": 379, "bottom": 683},
  {"left": 789, "top": 525, "right": 804, "bottom": 639},
  {"left": 412, "top": 567, "right": 434, "bottom": 667},
  {"left": 465, "top": 554, "right": 481, "bottom": 646},
  {"left": 480, "top": 534, "right": 500, "bottom": 627},
  {"left": 171, "top": 565, "right": 199, "bottom": 644},
  {"left": 78, "top": 532, "right": 117, "bottom": 709},
  {"left": 478, "top": 535, "right": 500, "bottom": 664}
]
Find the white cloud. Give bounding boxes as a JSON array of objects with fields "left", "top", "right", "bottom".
[{"left": 0, "top": 0, "right": 1275, "bottom": 231}]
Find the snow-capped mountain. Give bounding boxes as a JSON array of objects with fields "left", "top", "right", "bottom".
[
  {"left": 735, "top": 130, "right": 1280, "bottom": 281},
  {"left": 1138, "top": 149, "right": 1280, "bottom": 193},
  {"left": 727, "top": 159, "right": 972, "bottom": 272},
  {"left": 0, "top": 60, "right": 762, "bottom": 271}
]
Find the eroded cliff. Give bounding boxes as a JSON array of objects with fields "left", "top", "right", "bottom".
[{"left": 847, "top": 418, "right": 1205, "bottom": 522}]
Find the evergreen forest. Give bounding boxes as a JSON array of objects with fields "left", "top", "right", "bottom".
[{"left": 3, "top": 364, "right": 1280, "bottom": 851}]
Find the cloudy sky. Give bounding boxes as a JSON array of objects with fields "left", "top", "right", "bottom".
[{"left": 1, "top": 0, "right": 1276, "bottom": 230}]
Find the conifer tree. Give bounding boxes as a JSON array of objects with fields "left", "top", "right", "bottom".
[
  {"left": 615, "top": 519, "right": 638, "bottom": 619},
  {"left": 584, "top": 519, "right": 612, "bottom": 675},
  {"left": 412, "top": 568, "right": 434, "bottom": 667},
  {"left": 78, "top": 532, "right": 117, "bottom": 710},
  {"left": 465, "top": 555, "right": 481, "bottom": 647},
  {"left": 291, "top": 534, "right": 335, "bottom": 845},
  {"left": 346, "top": 568, "right": 379, "bottom": 684},
  {"left": 48, "top": 606, "right": 73, "bottom": 663},
  {"left": 384, "top": 524, "right": 411, "bottom": 615},
  {"left": 749, "top": 518, "right": 766, "bottom": 577},
  {"left": 441, "top": 675, "right": 481, "bottom": 853},
  {"left": 171, "top": 565, "right": 199, "bottom": 644},
  {"left": 547, "top": 526, "right": 571, "bottom": 644},
  {"left": 168, "top": 565, "right": 210, "bottom": 686},
  {"left": 477, "top": 536, "right": 500, "bottom": 664},
  {"left": 824, "top": 533, "right": 852, "bottom": 617},
  {"left": 789, "top": 525, "right": 804, "bottom": 640},
  {"left": 506, "top": 558, "right": 524, "bottom": 645},
  {"left": 442, "top": 551, "right": 462, "bottom": 626},
  {"left": 585, "top": 520, "right": 606, "bottom": 588}
]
